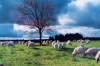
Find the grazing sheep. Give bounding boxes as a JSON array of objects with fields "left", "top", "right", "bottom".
[
  {"left": 67, "top": 40, "right": 72, "bottom": 46},
  {"left": 15, "top": 41, "right": 23, "bottom": 44},
  {"left": 77, "top": 40, "right": 84, "bottom": 44},
  {"left": 7, "top": 41, "right": 14, "bottom": 46},
  {"left": 18, "top": 41, "right": 24, "bottom": 44},
  {"left": 42, "top": 41, "right": 46, "bottom": 45},
  {"left": 58, "top": 43, "right": 62, "bottom": 50},
  {"left": 0, "top": 42, "right": 3, "bottom": 45},
  {"left": 80, "top": 40, "right": 84, "bottom": 43},
  {"left": 0, "top": 41, "right": 7, "bottom": 45},
  {"left": 95, "top": 51, "right": 100, "bottom": 63},
  {"left": 25, "top": 41, "right": 28, "bottom": 46},
  {"left": 52, "top": 40, "right": 62, "bottom": 50},
  {"left": 77, "top": 40, "right": 81, "bottom": 43},
  {"left": 27, "top": 41, "right": 35, "bottom": 47},
  {"left": 53, "top": 43, "right": 58, "bottom": 49},
  {"left": 49, "top": 40, "right": 52, "bottom": 44},
  {"left": 61, "top": 42, "right": 66, "bottom": 48},
  {"left": 45, "top": 40, "right": 49, "bottom": 44},
  {"left": 53, "top": 42, "right": 62, "bottom": 50},
  {"left": 85, "top": 48, "right": 99, "bottom": 57},
  {"left": 51, "top": 41, "right": 56, "bottom": 46},
  {"left": 52, "top": 40, "right": 65, "bottom": 50},
  {"left": 86, "top": 39, "right": 90, "bottom": 44},
  {"left": 72, "top": 44, "right": 86, "bottom": 58},
  {"left": 42, "top": 40, "right": 50, "bottom": 45}
]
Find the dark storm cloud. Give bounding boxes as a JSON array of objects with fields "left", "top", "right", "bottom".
[
  {"left": 0, "top": 0, "right": 71, "bottom": 24},
  {"left": 2, "top": 0, "right": 100, "bottom": 37},
  {"left": 0, "top": 0, "right": 22, "bottom": 23},
  {"left": 58, "top": 0, "right": 100, "bottom": 29},
  {"left": 50, "top": 0, "right": 71, "bottom": 13},
  {"left": 70, "top": 3, "right": 100, "bottom": 29}
]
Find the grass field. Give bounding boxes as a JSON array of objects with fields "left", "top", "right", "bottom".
[{"left": 0, "top": 41, "right": 100, "bottom": 66}]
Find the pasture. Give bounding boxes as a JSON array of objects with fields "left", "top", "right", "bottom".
[{"left": 0, "top": 41, "right": 100, "bottom": 66}]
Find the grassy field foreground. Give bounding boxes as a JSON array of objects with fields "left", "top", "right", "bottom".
[{"left": 0, "top": 41, "right": 100, "bottom": 66}]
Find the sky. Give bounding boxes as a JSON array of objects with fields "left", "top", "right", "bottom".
[{"left": 0, "top": 0, "right": 100, "bottom": 38}]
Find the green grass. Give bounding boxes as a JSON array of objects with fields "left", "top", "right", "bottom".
[{"left": 0, "top": 41, "right": 100, "bottom": 66}]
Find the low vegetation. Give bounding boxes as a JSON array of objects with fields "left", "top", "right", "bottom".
[{"left": 0, "top": 41, "right": 100, "bottom": 66}]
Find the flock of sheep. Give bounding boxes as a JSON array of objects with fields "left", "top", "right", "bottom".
[
  {"left": 0, "top": 41, "right": 35, "bottom": 47},
  {"left": 50, "top": 39, "right": 100, "bottom": 63},
  {"left": 0, "top": 39, "right": 100, "bottom": 63}
]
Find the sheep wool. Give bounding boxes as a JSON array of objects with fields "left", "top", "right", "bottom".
[
  {"left": 27, "top": 41, "right": 35, "bottom": 47},
  {"left": 72, "top": 45, "right": 86, "bottom": 58},
  {"left": 86, "top": 40, "right": 90, "bottom": 44},
  {"left": 95, "top": 51, "right": 100, "bottom": 63},
  {"left": 0, "top": 42, "right": 3, "bottom": 45},
  {"left": 7, "top": 41, "right": 14, "bottom": 46},
  {"left": 67, "top": 40, "right": 72, "bottom": 46},
  {"left": 61, "top": 42, "right": 66, "bottom": 48},
  {"left": 85, "top": 48, "right": 99, "bottom": 57},
  {"left": 51, "top": 41, "right": 56, "bottom": 46}
]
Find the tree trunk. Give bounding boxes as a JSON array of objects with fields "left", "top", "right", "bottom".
[{"left": 39, "top": 28, "right": 42, "bottom": 45}]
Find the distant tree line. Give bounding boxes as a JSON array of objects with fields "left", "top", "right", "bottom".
[{"left": 49, "top": 33, "right": 83, "bottom": 41}]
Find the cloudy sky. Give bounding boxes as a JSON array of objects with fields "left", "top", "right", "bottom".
[{"left": 0, "top": 0, "right": 100, "bottom": 38}]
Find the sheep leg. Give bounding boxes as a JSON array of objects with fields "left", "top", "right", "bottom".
[
  {"left": 96, "top": 58, "right": 99, "bottom": 63},
  {"left": 83, "top": 53, "right": 86, "bottom": 58},
  {"left": 84, "top": 54, "right": 87, "bottom": 58},
  {"left": 72, "top": 54, "right": 76, "bottom": 58}
]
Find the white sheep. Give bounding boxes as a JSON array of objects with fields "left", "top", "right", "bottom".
[
  {"left": 51, "top": 41, "right": 56, "bottom": 46},
  {"left": 77, "top": 40, "right": 81, "bottom": 43},
  {"left": 53, "top": 42, "right": 62, "bottom": 50},
  {"left": 7, "top": 41, "right": 14, "bottom": 46},
  {"left": 95, "top": 51, "right": 100, "bottom": 63},
  {"left": 0, "top": 42, "right": 3, "bottom": 45},
  {"left": 61, "top": 42, "right": 66, "bottom": 48},
  {"left": 86, "top": 39, "right": 90, "bottom": 44},
  {"left": 72, "top": 44, "right": 86, "bottom": 58},
  {"left": 45, "top": 40, "right": 49, "bottom": 44},
  {"left": 85, "top": 48, "right": 99, "bottom": 57},
  {"left": 52, "top": 40, "right": 62, "bottom": 50},
  {"left": 67, "top": 40, "right": 72, "bottom": 46},
  {"left": 58, "top": 43, "right": 62, "bottom": 50},
  {"left": 19, "top": 41, "right": 24, "bottom": 44},
  {"left": 42, "top": 41, "right": 46, "bottom": 45},
  {"left": 53, "top": 43, "right": 58, "bottom": 49},
  {"left": 27, "top": 41, "right": 35, "bottom": 47},
  {"left": 80, "top": 40, "right": 84, "bottom": 43},
  {"left": 49, "top": 40, "right": 52, "bottom": 44}
]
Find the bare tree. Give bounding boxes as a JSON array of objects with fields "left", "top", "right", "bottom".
[{"left": 17, "top": 0, "right": 56, "bottom": 45}]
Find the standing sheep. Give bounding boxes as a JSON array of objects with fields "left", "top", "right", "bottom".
[
  {"left": 61, "top": 42, "right": 66, "bottom": 48},
  {"left": 86, "top": 39, "right": 90, "bottom": 44},
  {"left": 27, "top": 41, "right": 35, "bottom": 47},
  {"left": 95, "top": 51, "right": 100, "bottom": 63},
  {"left": 51, "top": 40, "right": 64, "bottom": 50},
  {"left": 72, "top": 44, "right": 86, "bottom": 58},
  {"left": 0, "top": 42, "right": 3, "bottom": 46},
  {"left": 77, "top": 40, "right": 81, "bottom": 43},
  {"left": 58, "top": 43, "right": 62, "bottom": 50},
  {"left": 49, "top": 40, "right": 52, "bottom": 44},
  {"left": 51, "top": 41, "right": 56, "bottom": 46},
  {"left": 80, "top": 40, "right": 84, "bottom": 43},
  {"left": 67, "top": 40, "right": 72, "bottom": 46},
  {"left": 53, "top": 41, "right": 62, "bottom": 50},
  {"left": 42, "top": 41, "right": 46, "bottom": 45},
  {"left": 7, "top": 41, "right": 14, "bottom": 46}
]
